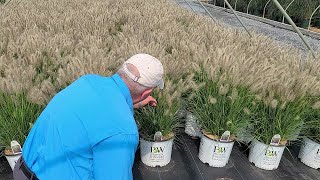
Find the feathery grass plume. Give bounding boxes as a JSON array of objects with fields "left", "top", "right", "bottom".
[
  {"left": 312, "top": 101, "right": 320, "bottom": 110},
  {"left": 270, "top": 99, "right": 278, "bottom": 109},
  {"left": 230, "top": 87, "right": 238, "bottom": 102},
  {"left": 280, "top": 101, "right": 287, "bottom": 110},
  {"left": 243, "top": 108, "right": 251, "bottom": 115},
  {"left": 255, "top": 94, "right": 262, "bottom": 101},
  {"left": 218, "top": 84, "right": 229, "bottom": 96},
  {"left": 208, "top": 95, "right": 217, "bottom": 105}
]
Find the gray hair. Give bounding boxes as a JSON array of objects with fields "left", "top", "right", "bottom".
[{"left": 117, "top": 66, "right": 149, "bottom": 95}]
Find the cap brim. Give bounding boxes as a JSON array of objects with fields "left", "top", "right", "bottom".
[{"left": 158, "top": 79, "right": 164, "bottom": 89}]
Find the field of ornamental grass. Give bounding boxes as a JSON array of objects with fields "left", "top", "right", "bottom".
[{"left": 0, "top": 0, "right": 320, "bottom": 105}]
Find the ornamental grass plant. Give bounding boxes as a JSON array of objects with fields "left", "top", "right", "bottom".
[
  {"left": 0, "top": 93, "right": 43, "bottom": 154},
  {"left": 303, "top": 100, "right": 320, "bottom": 143},
  {"left": 188, "top": 67, "right": 256, "bottom": 142},
  {"left": 250, "top": 96, "right": 312, "bottom": 145},
  {"left": 135, "top": 77, "right": 195, "bottom": 141}
]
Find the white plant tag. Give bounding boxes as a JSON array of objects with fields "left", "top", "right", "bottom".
[
  {"left": 270, "top": 134, "right": 281, "bottom": 146},
  {"left": 11, "top": 140, "right": 22, "bottom": 155},
  {"left": 154, "top": 131, "right": 163, "bottom": 142},
  {"left": 220, "top": 131, "right": 231, "bottom": 142}
]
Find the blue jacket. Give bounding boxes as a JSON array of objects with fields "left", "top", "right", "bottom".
[{"left": 22, "top": 74, "right": 139, "bottom": 180}]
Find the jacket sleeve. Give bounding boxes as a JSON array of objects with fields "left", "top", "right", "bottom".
[{"left": 92, "top": 134, "right": 139, "bottom": 180}]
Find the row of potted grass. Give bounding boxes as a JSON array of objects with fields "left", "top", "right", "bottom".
[
  {"left": 135, "top": 69, "right": 320, "bottom": 170},
  {"left": 0, "top": 71, "right": 319, "bottom": 170}
]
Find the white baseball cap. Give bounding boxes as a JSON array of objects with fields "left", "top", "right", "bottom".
[{"left": 122, "top": 53, "right": 164, "bottom": 89}]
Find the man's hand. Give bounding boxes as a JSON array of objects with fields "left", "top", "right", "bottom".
[{"left": 134, "top": 96, "right": 157, "bottom": 109}]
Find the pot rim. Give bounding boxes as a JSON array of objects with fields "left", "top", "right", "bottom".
[
  {"left": 201, "top": 130, "right": 235, "bottom": 143},
  {"left": 3, "top": 151, "right": 22, "bottom": 157},
  {"left": 252, "top": 139, "right": 286, "bottom": 147},
  {"left": 3, "top": 147, "right": 22, "bottom": 156},
  {"left": 304, "top": 137, "right": 320, "bottom": 144},
  {"left": 140, "top": 133, "right": 175, "bottom": 142}
]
